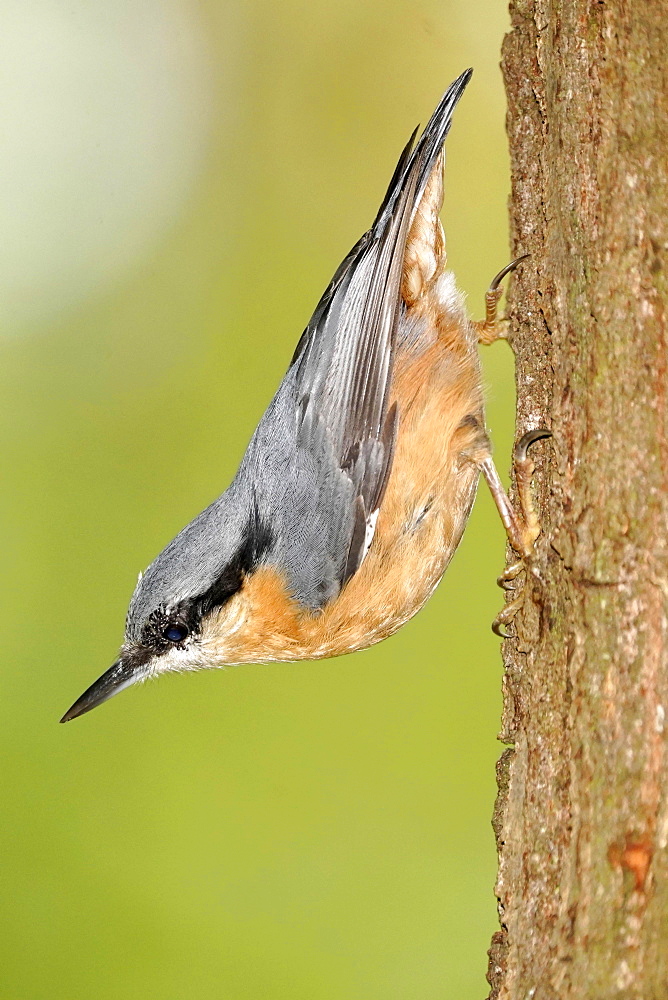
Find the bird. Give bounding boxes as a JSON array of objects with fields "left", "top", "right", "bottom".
[{"left": 61, "top": 68, "right": 549, "bottom": 724}]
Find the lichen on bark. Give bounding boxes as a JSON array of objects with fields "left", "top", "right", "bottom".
[{"left": 489, "top": 1, "right": 668, "bottom": 997}]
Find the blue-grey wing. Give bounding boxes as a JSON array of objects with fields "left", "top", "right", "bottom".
[{"left": 238, "top": 71, "right": 472, "bottom": 609}]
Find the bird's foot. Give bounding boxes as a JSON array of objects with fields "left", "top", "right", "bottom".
[
  {"left": 478, "top": 429, "right": 551, "bottom": 637},
  {"left": 474, "top": 254, "right": 529, "bottom": 346}
]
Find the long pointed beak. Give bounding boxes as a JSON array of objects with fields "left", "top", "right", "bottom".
[{"left": 60, "top": 659, "right": 139, "bottom": 723}]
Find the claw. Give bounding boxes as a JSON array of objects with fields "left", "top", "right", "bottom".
[
  {"left": 497, "top": 560, "right": 523, "bottom": 589},
  {"left": 488, "top": 253, "right": 530, "bottom": 292},
  {"left": 492, "top": 620, "right": 515, "bottom": 639},
  {"left": 514, "top": 427, "right": 551, "bottom": 464}
]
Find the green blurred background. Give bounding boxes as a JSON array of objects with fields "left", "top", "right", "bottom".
[{"left": 2, "top": 1, "right": 515, "bottom": 997}]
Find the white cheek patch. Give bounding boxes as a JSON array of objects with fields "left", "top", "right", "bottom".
[
  {"left": 360, "top": 508, "right": 380, "bottom": 565},
  {"left": 146, "top": 641, "right": 206, "bottom": 678}
]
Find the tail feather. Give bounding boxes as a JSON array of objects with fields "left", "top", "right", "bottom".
[
  {"left": 373, "top": 68, "right": 472, "bottom": 234},
  {"left": 373, "top": 68, "right": 472, "bottom": 304}
]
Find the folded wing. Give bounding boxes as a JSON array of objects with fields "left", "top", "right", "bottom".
[{"left": 245, "top": 70, "right": 472, "bottom": 608}]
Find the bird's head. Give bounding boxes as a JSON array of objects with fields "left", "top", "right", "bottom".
[{"left": 60, "top": 489, "right": 267, "bottom": 722}]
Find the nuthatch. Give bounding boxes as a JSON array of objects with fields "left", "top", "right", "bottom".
[{"left": 61, "top": 69, "right": 549, "bottom": 723}]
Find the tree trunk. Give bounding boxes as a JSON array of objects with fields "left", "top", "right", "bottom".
[{"left": 487, "top": 2, "right": 668, "bottom": 997}]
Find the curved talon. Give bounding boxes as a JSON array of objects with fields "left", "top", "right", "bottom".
[
  {"left": 514, "top": 427, "right": 552, "bottom": 464},
  {"left": 497, "top": 560, "right": 523, "bottom": 588},
  {"left": 488, "top": 253, "right": 530, "bottom": 292},
  {"left": 492, "top": 619, "right": 515, "bottom": 639},
  {"left": 491, "top": 590, "right": 526, "bottom": 637}
]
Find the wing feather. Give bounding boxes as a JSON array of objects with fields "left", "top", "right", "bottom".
[{"left": 247, "top": 70, "right": 472, "bottom": 606}]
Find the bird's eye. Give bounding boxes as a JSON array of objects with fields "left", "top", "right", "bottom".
[{"left": 163, "top": 623, "right": 189, "bottom": 643}]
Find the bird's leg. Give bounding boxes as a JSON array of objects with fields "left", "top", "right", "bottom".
[
  {"left": 477, "top": 430, "right": 551, "bottom": 637},
  {"left": 473, "top": 254, "right": 529, "bottom": 345},
  {"left": 468, "top": 253, "right": 547, "bottom": 633}
]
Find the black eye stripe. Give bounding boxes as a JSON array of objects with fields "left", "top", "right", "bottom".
[{"left": 137, "top": 508, "right": 274, "bottom": 652}]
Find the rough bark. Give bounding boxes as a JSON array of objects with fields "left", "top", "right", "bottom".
[{"left": 488, "top": 2, "right": 668, "bottom": 998}]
